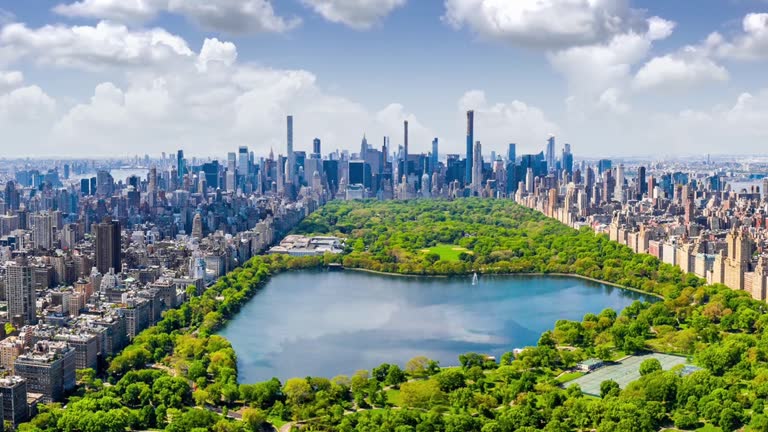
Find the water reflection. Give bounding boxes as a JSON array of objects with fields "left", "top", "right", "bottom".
[{"left": 218, "top": 271, "right": 650, "bottom": 383}]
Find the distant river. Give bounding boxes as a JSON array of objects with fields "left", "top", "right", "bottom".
[{"left": 218, "top": 270, "right": 652, "bottom": 383}]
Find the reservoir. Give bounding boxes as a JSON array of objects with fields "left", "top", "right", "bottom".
[{"left": 218, "top": 270, "right": 652, "bottom": 383}]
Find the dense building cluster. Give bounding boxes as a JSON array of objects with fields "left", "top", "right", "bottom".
[
  {"left": 0, "top": 134, "right": 324, "bottom": 427},
  {"left": 1, "top": 110, "right": 768, "bottom": 429}
]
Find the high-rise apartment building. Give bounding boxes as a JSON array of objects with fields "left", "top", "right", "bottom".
[
  {"left": 6, "top": 257, "right": 36, "bottom": 326},
  {"left": 287, "top": 116, "right": 295, "bottom": 184},
  {"left": 0, "top": 375, "right": 28, "bottom": 426},
  {"left": 465, "top": 110, "right": 474, "bottom": 185},
  {"left": 95, "top": 218, "right": 121, "bottom": 274},
  {"left": 14, "top": 342, "right": 75, "bottom": 403}
]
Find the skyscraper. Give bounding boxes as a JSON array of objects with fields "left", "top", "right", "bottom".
[
  {"left": 191, "top": 213, "right": 203, "bottom": 240},
  {"left": 177, "top": 150, "right": 185, "bottom": 185},
  {"left": 238, "top": 146, "right": 249, "bottom": 183},
  {"left": 473, "top": 141, "right": 482, "bottom": 194},
  {"left": 431, "top": 138, "right": 439, "bottom": 173},
  {"left": 545, "top": 136, "right": 555, "bottom": 172},
  {"left": 287, "top": 115, "right": 295, "bottom": 184},
  {"left": 95, "top": 217, "right": 121, "bottom": 274},
  {"left": 508, "top": 143, "right": 516, "bottom": 163},
  {"left": 615, "top": 164, "right": 625, "bottom": 203},
  {"left": 6, "top": 256, "right": 36, "bottom": 325},
  {"left": 226, "top": 152, "right": 237, "bottom": 192},
  {"left": 466, "top": 110, "right": 474, "bottom": 185},
  {"left": 31, "top": 212, "right": 53, "bottom": 250},
  {"left": 562, "top": 143, "right": 573, "bottom": 174},
  {"left": 312, "top": 138, "right": 321, "bottom": 159},
  {"left": 403, "top": 120, "right": 409, "bottom": 177}
]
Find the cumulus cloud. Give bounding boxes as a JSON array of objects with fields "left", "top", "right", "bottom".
[
  {"left": 633, "top": 50, "right": 728, "bottom": 90},
  {"left": 53, "top": 0, "right": 300, "bottom": 34},
  {"left": 0, "top": 25, "right": 434, "bottom": 157},
  {"left": 0, "top": 21, "right": 193, "bottom": 70},
  {"left": 443, "top": 0, "right": 648, "bottom": 49},
  {"left": 458, "top": 90, "right": 559, "bottom": 154},
  {"left": 301, "top": 0, "right": 406, "bottom": 30},
  {"left": 0, "top": 70, "right": 22, "bottom": 90},
  {"left": 708, "top": 13, "right": 768, "bottom": 60}
]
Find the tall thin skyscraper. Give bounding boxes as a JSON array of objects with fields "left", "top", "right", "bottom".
[
  {"left": 466, "top": 110, "right": 474, "bottom": 185},
  {"left": 95, "top": 217, "right": 121, "bottom": 274},
  {"left": 431, "top": 138, "right": 439, "bottom": 173},
  {"left": 6, "top": 256, "right": 36, "bottom": 325},
  {"left": 177, "top": 150, "right": 185, "bottom": 184},
  {"left": 403, "top": 120, "right": 409, "bottom": 177},
  {"left": 545, "top": 136, "right": 555, "bottom": 172},
  {"left": 473, "top": 141, "right": 482, "bottom": 194},
  {"left": 615, "top": 164, "right": 625, "bottom": 203},
  {"left": 287, "top": 116, "right": 295, "bottom": 184},
  {"left": 508, "top": 143, "right": 516, "bottom": 163}
]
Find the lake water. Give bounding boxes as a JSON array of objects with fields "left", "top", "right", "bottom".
[{"left": 218, "top": 270, "right": 652, "bottom": 383}]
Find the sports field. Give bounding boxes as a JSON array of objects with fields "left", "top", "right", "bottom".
[
  {"left": 568, "top": 353, "right": 689, "bottom": 396},
  {"left": 420, "top": 244, "right": 471, "bottom": 261}
]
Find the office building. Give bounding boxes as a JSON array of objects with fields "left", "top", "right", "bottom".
[
  {"left": 546, "top": 136, "right": 555, "bottom": 172},
  {"left": 508, "top": 143, "right": 516, "bottom": 163},
  {"left": 95, "top": 218, "right": 121, "bottom": 274}
]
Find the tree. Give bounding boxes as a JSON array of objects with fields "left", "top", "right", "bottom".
[
  {"left": 435, "top": 369, "right": 466, "bottom": 392},
  {"left": 242, "top": 408, "right": 267, "bottom": 431},
  {"left": 639, "top": 358, "right": 662, "bottom": 376},
  {"left": 193, "top": 389, "right": 209, "bottom": 407},
  {"left": 600, "top": 380, "right": 620, "bottom": 399},
  {"left": 385, "top": 365, "right": 407, "bottom": 387},
  {"left": 283, "top": 378, "right": 313, "bottom": 407},
  {"left": 406, "top": 356, "right": 439, "bottom": 377},
  {"left": 399, "top": 380, "right": 445, "bottom": 409}
]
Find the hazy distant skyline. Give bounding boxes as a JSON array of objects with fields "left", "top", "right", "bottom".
[{"left": 1, "top": 0, "right": 768, "bottom": 158}]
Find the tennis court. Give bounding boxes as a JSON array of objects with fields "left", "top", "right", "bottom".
[{"left": 568, "top": 353, "right": 689, "bottom": 396}]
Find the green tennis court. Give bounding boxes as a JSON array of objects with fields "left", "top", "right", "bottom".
[{"left": 568, "top": 353, "right": 689, "bottom": 396}]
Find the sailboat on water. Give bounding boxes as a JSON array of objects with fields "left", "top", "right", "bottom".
[{"left": 472, "top": 272, "right": 479, "bottom": 286}]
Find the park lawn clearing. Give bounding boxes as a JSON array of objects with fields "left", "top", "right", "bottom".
[
  {"left": 555, "top": 371, "right": 585, "bottom": 384},
  {"left": 386, "top": 389, "right": 402, "bottom": 407},
  {"left": 421, "top": 244, "right": 472, "bottom": 262}
]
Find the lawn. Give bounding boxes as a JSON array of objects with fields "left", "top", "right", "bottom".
[
  {"left": 555, "top": 371, "right": 585, "bottom": 384},
  {"left": 420, "top": 244, "right": 472, "bottom": 262},
  {"left": 268, "top": 416, "right": 288, "bottom": 428},
  {"left": 386, "top": 389, "right": 402, "bottom": 407}
]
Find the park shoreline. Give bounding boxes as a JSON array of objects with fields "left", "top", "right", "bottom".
[{"left": 342, "top": 266, "right": 663, "bottom": 300}]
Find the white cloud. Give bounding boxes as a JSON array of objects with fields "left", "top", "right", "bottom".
[
  {"left": 0, "top": 70, "right": 22, "bottom": 90},
  {"left": 0, "top": 21, "right": 193, "bottom": 71},
  {"left": 633, "top": 51, "right": 728, "bottom": 90},
  {"left": 458, "top": 90, "right": 559, "bottom": 154},
  {"left": 197, "top": 38, "right": 237, "bottom": 72},
  {"left": 301, "top": 0, "right": 406, "bottom": 30},
  {"left": 53, "top": 0, "right": 300, "bottom": 34},
  {"left": 709, "top": 13, "right": 768, "bottom": 60},
  {"left": 443, "top": 0, "right": 647, "bottom": 49},
  {"left": 548, "top": 16, "right": 676, "bottom": 114}
]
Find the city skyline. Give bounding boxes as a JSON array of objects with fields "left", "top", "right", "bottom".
[{"left": 1, "top": 1, "right": 768, "bottom": 157}]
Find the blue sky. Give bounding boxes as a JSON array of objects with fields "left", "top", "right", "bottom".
[{"left": 0, "top": 0, "right": 767, "bottom": 158}]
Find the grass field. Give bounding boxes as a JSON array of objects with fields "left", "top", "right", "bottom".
[
  {"left": 555, "top": 371, "right": 585, "bottom": 384},
  {"left": 420, "top": 244, "right": 472, "bottom": 262},
  {"left": 386, "top": 389, "right": 402, "bottom": 407}
]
